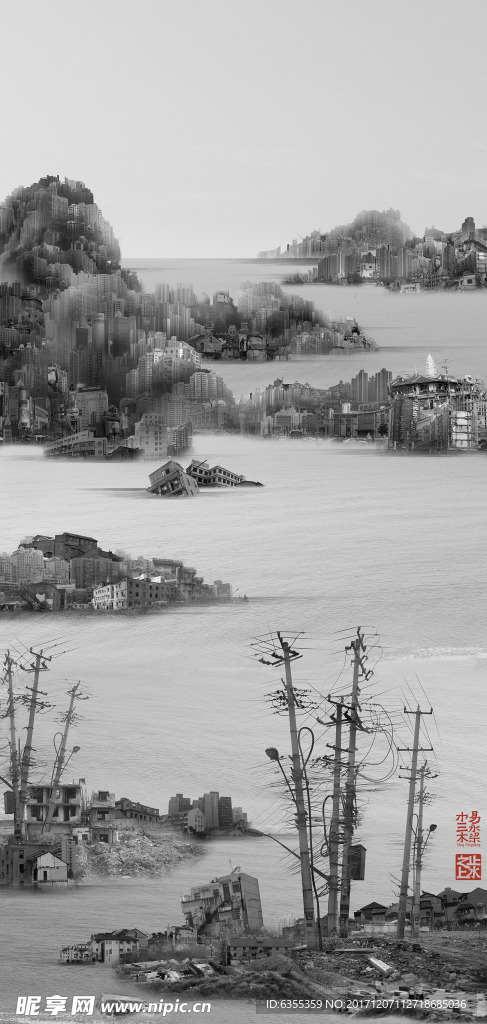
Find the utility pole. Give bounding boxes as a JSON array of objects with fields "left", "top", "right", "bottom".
[
  {"left": 327, "top": 696, "right": 344, "bottom": 936},
  {"left": 339, "top": 628, "right": 367, "bottom": 935},
  {"left": 18, "top": 648, "right": 51, "bottom": 832},
  {"left": 42, "top": 683, "right": 80, "bottom": 833},
  {"left": 4, "top": 653, "right": 22, "bottom": 841},
  {"left": 412, "top": 763, "right": 425, "bottom": 938},
  {"left": 277, "top": 633, "right": 317, "bottom": 950},
  {"left": 396, "top": 706, "right": 433, "bottom": 939}
]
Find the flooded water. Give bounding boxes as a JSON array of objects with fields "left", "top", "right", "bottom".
[{"left": 2, "top": 261, "right": 487, "bottom": 1020}]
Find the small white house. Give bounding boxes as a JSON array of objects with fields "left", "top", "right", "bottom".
[{"left": 34, "top": 852, "right": 68, "bottom": 885}]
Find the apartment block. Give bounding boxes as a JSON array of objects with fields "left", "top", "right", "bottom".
[
  {"left": 181, "top": 870, "right": 263, "bottom": 938},
  {"left": 92, "top": 577, "right": 170, "bottom": 610}
]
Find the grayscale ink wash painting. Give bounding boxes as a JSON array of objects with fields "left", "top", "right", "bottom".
[{"left": 1, "top": 2, "right": 487, "bottom": 1022}]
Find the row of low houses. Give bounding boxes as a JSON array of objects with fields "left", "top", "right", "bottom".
[
  {"left": 59, "top": 881, "right": 487, "bottom": 973},
  {"left": 60, "top": 929, "right": 150, "bottom": 964},
  {"left": 92, "top": 573, "right": 232, "bottom": 610},
  {"left": 354, "top": 887, "right": 487, "bottom": 931},
  {"left": 61, "top": 930, "right": 294, "bottom": 968}
]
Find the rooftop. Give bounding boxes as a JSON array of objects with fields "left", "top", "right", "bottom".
[{"left": 229, "top": 936, "right": 291, "bottom": 948}]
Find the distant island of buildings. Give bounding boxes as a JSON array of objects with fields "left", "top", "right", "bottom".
[
  {"left": 259, "top": 208, "right": 487, "bottom": 290},
  {"left": 166, "top": 790, "right": 251, "bottom": 835},
  {"left": 0, "top": 531, "right": 234, "bottom": 614}
]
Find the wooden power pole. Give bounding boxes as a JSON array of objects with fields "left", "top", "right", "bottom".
[
  {"left": 18, "top": 649, "right": 51, "bottom": 833},
  {"left": 4, "top": 652, "right": 22, "bottom": 841},
  {"left": 42, "top": 683, "right": 81, "bottom": 833},
  {"left": 339, "top": 628, "right": 367, "bottom": 935},
  {"left": 277, "top": 633, "right": 317, "bottom": 950},
  {"left": 396, "top": 706, "right": 433, "bottom": 939},
  {"left": 327, "top": 696, "right": 344, "bottom": 935}
]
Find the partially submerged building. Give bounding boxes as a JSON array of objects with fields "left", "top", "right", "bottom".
[
  {"left": 60, "top": 929, "right": 149, "bottom": 965},
  {"left": 45, "top": 431, "right": 142, "bottom": 459},
  {"left": 186, "top": 459, "right": 245, "bottom": 487},
  {"left": 147, "top": 461, "right": 199, "bottom": 497},
  {"left": 181, "top": 869, "right": 263, "bottom": 938},
  {"left": 147, "top": 458, "right": 260, "bottom": 494},
  {"left": 89, "top": 929, "right": 149, "bottom": 964},
  {"left": 388, "top": 358, "right": 487, "bottom": 451},
  {"left": 0, "top": 837, "right": 70, "bottom": 888}
]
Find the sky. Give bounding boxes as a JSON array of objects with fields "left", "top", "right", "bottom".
[{"left": 2, "top": 0, "right": 487, "bottom": 258}]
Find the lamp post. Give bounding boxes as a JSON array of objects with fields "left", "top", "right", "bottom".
[
  {"left": 42, "top": 728, "right": 81, "bottom": 835},
  {"left": 265, "top": 743, "right": 322, "bottom": 949},
  {"left": 412, "top": 817, "right": 437, "bottom": 938}
]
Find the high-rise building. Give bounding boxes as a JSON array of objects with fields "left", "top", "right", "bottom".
[
  {"left": 461, "top": 217, "right": 476, "bottom": 241},
  {"left": 351, "top": 370, "right": 369, "bottom": 406},
  {"left": 10, "top": 546, "right": 46, "bottom": 581},
  {"left": 368, "top": 369, "right": 392, "bottom": 405},
  {"left": 134, "top": 413, "right": 167, "bottom": 459},
  {"left": 377, "top": 245, "right": 391, "bottom": 280},
  {"left": 75, "top": 386, "right": 109, "bottom": 429},
  {"left": 202, "top": 791, "right": 220, "bottom": 829},
  {"left": 0, "top": 555, "right": 15, "bottom": 583},
  {"left": 443, "top": 240, "right": 457, "bottom": 276},
  {"left": 218, "top": 796, "right": 233, "bottom": 828},
  {"left": 0, "top": 382, "right": 9, "bottom": 429}
]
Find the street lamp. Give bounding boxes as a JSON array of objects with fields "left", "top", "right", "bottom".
[
  {"left": 412, "top": 822, "right": 438, "bottom": 937},
  {"left": 265, "top": 747, "right": 296, "bottom": 804},
  {"left": 265, "top": 743, "right": 323, "bottom": 950}
]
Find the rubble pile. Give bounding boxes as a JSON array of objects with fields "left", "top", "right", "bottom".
[
  {"left": 119, "top": 955, "right": 315, "bottom": 1001},
  {"left": 116, "top": 935, "right": 487, "bottom": 1014},
  {"left": 292, "top": 934, "right": 487, "bottom": 1018},
  {"left": 73, "top": 824, "right": 205, "bottom": 879},
  {"left": 297, "top": 934, "right": 487, "bottom": 992}
]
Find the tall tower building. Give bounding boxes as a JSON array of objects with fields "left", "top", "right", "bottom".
[
  {"left": 202, "top": 791, "right": 220, "bottom": 829},
  {"left": 461, "top": 216, "right": 476, "bottom": 241}
]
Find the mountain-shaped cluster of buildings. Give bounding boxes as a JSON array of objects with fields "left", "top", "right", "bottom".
[{"left": 0, "top": 176, "right": 329, "bottom": 451}]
